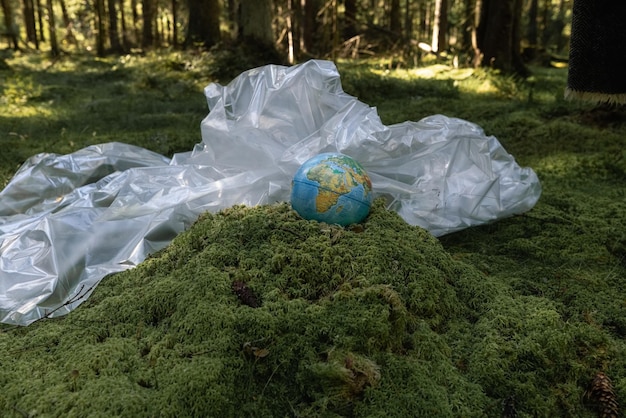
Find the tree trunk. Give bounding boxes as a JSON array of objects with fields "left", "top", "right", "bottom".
[
  {"left": 185, "top": 0, "right": 220, "bottom": 48},
  {"left": 418, "top": 1, "right": 427, "bottom": 40},
  {"left": 23, "top": 0, "right": 39, "bottom": 48},
  {"left": 344, "top": 0, "right": 357, "bottom": 39},
  {"left": 461, "top": 0, "right": 479, "bottom": 61},
  {"left": 141, "top": 0, "right": 155, "bottom": 48},
  {"left": 46, "top": 0, "right": 59, "bottom": 56},
  {"left": 36, "top": 0, "right": 45, "bottom": 41},
  {"left": 477, "top": 0, "right": 527, "bottom": 75},
  {"left": 94, "top": 0, "right": 105, "bottom": 55},
  {"left": 131, "top": 0, "right": 139, "bottom": 44},
  {"left": 286, "top": 0, "right": 294, "bottom": 63},
  {"left": 404, "top": 0, "right": 412, "bottom": 39},
  {"left": 431, "top": 0, "right": 448, "bottom": 54},
  {"left": 526, "top": 0, "right": 538, "bottom": 59},
  {"left": 302, "top": 0, "right": 318, "bottom": 55},
  {"left": 171, "top": 0, "right": 177, "bottom": 47},
  {"left": 552, "top": 0, "right": 568, "bottom": 52},
  {"left": 107, "top": 0, "right": 122, "bottom": 52},
  {"left": 239, "top": 0, "right": 273, "bottom": 48},
  {"left": 389, "top": 0, "right": 401, "bottom": 38},
  {"left": 119, "top": 0, "right": 130, "bottom": 49},
  {"left": 1, "top": 0, "right": 19, "bottom": 50}
]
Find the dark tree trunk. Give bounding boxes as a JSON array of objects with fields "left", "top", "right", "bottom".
[
  {"left": 461, "top": 0, "right": 479, "bottom": 59},
  {"left": 185, "top": 0, "right": 220, "bottom": 48},
  {"left": 302, "top": 0, "right": 319, "bottom": 54},
  {"left": 107, "top": 0, "right": 122, "bottom": 52},
  {"left": 404, "top": 0, "right": 412, "bottom": 39},
  {"left": 238, "top": 0, "right": 273, "bottom": 48},
  {"left": 119, "top": 0, "right": 130, "bottom": 49},
  {"left": 477, "top": 0, "right": 528, "bottom": 75},
  {"left": 389, "top": 0, "right": 401, "bottom": 38},
  {"left": 94, "top": 0, "right": 105, "bottom": 55},
  {"left": 23, "top": 0, "right": 39, "bottom": 48},
  {"left": 36, "top": 0, "right": 45, "bottom": 41},
  {"left": 526, "top": 0, "right": 538, "bottom": 59},
  {"left": 1, "top": 0, "right": 19, "bottom": 49},
  {"left": 131, "top": 0, "right": 139, "bottom": 44},
  {"left": 171, "top": 0, "right": 177, "bottom": 47},
  {"left": 46, "top": 0, "right": 59, "bottom": 56},
  {"left": 344, "top": 0, "right": 357, "bottom": 39},
  {"left": 141, "top": 0, "right": 155, "bottom": 48}
]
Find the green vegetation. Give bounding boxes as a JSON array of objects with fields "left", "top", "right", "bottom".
[{"left": 1, "top": 51, "right": 626, "bottom": 417}]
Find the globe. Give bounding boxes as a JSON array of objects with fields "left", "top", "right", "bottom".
[{"left": 291, "top": 153, "right": 373, "bottom": 226}]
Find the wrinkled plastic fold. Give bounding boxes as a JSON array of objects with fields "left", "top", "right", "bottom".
[{"left": 0, "top": 60, "right": 540, "bottom": 325}]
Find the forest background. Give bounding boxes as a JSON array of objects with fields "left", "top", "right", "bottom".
[{"left": 1, "top": 0, "right": 570, "bottom": 76}]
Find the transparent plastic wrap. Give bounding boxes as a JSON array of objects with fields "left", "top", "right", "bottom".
[{"left": 0, "top": 60, "right": 541, "bottom": 325}]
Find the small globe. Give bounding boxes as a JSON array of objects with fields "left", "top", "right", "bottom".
[{"left": 291, "top": 153, "right": 373, "bottom": 226}]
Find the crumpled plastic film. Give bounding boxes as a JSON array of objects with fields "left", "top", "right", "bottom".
[{"left": 0, "top": 60, "right": 541, "bottom": 325}]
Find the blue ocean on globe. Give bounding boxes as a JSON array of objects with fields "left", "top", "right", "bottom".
[{"left": 290, "top": 153, "right": 373, "bottom": 226}]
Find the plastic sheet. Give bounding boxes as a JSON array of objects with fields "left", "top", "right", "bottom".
[{"left": 0, "top": 60, "right": 541, "bottom": 325}]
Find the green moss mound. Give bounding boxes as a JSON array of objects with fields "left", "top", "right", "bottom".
[{"left": 0, "top": 200, "right": 616, "bottom": 417}]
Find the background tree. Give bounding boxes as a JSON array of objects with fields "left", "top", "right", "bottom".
[
  {"left": 185, "top": 0, "right": 220, "bottom": 48},
  {"left": 23, "top": 0, "right": 39, "bottom": 48},
  {"left": 238, "top": 0, "right": 273, "bottom": 48},
  {"left": 107, "top": 0, "right": 123, "bottom": 53},
  {"left": 141, "top": 0, "right": 155, "bottom": 48},
  {"left": 431, "top": 0, "right": 448, "bottom": 55},
  {"left": 477, "top": 0, "right": 527, "bottom": 75},
  {"left": 0, "top": 0, "right": 573, "bottom": 75},
  {"left": 45, "top": 0, "right": 58, "bottom": 56},
  {"left": 1, "top": 0, "right": 19, "bottom": 49},
  {"left": 94, "top": 0, "right": 105, "bottom": 55}
]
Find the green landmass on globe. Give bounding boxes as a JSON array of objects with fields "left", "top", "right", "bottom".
[
  {"left": 291, "top": 153, "right": 373, "bottom": 226},
  {"left": 306, "top": 154, "right": 372, "bottom": 213}
]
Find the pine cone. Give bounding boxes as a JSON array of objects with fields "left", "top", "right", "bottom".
[
  {"left": 589, "top": 372, "right": 619, "bottom": 418},
  {"left": 231, "top": 280, "right": 261, "bottom": 308}
]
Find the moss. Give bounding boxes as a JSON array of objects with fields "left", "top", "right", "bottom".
[{"left": 0, "top": 200, "right": 619, "bottom": 417}]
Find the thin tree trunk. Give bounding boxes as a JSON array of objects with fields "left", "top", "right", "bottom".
[
  {"left": 432, "top": 0, "right": 448, "bottom": 54},
  {"left": 286, "top": 0, "right": 294, "bottom": 63},
  {"left": 302, "top": 0, "right": 318, "bottom": 54},
  {"left": 120, "top": 0, "right": 130, "bottom": 49},
  {"left": 108, "top": 0, "right": 122, "bottom": 52},
  {"left": 471, "top": 0, "right": 481, "bottom": 66},
  {"left": 94, "top": 0, "right": 105, "bottom": 55},
  {"left": 36, "top": 0, "right": 45, "bottom": 41},
  {"left": 1, "top": 0, "right": 19, "bottom": 49},
  {"left": 46, "top": 0, "right": 59, "bottom": 56},
  {"left": 439, "top": 0, "right": 448, "bottom": 52},
  {"left": 404, "top": 0, "right": 412, "bottom": 39},
  {"left": 131, "top": 0, "right": 139, "bottom": 44},
  {"left": 141, "top": 0, "right": 154, "bottom": 48},
  {"left": 389, "top": 0, "right": 401, "bottom": 38},
  {"left": 171, "top": 0, "right": 177, "bottom": 47},
  {"left": 526, "top": 0, "right": 538, "bottom": 59},
  {"left": 553, "top": 0, "right": 567, "bottom": 52},
  {"left": 23, "top": 0, "right": 39, "bottom": 48},
  {"left": 344, "top": 0, "right": 357, "bottom": 39}
]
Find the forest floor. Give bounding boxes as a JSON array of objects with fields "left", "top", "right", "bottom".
[{"left": 1, "top": 50, "right": 625, "bottom": 417}]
